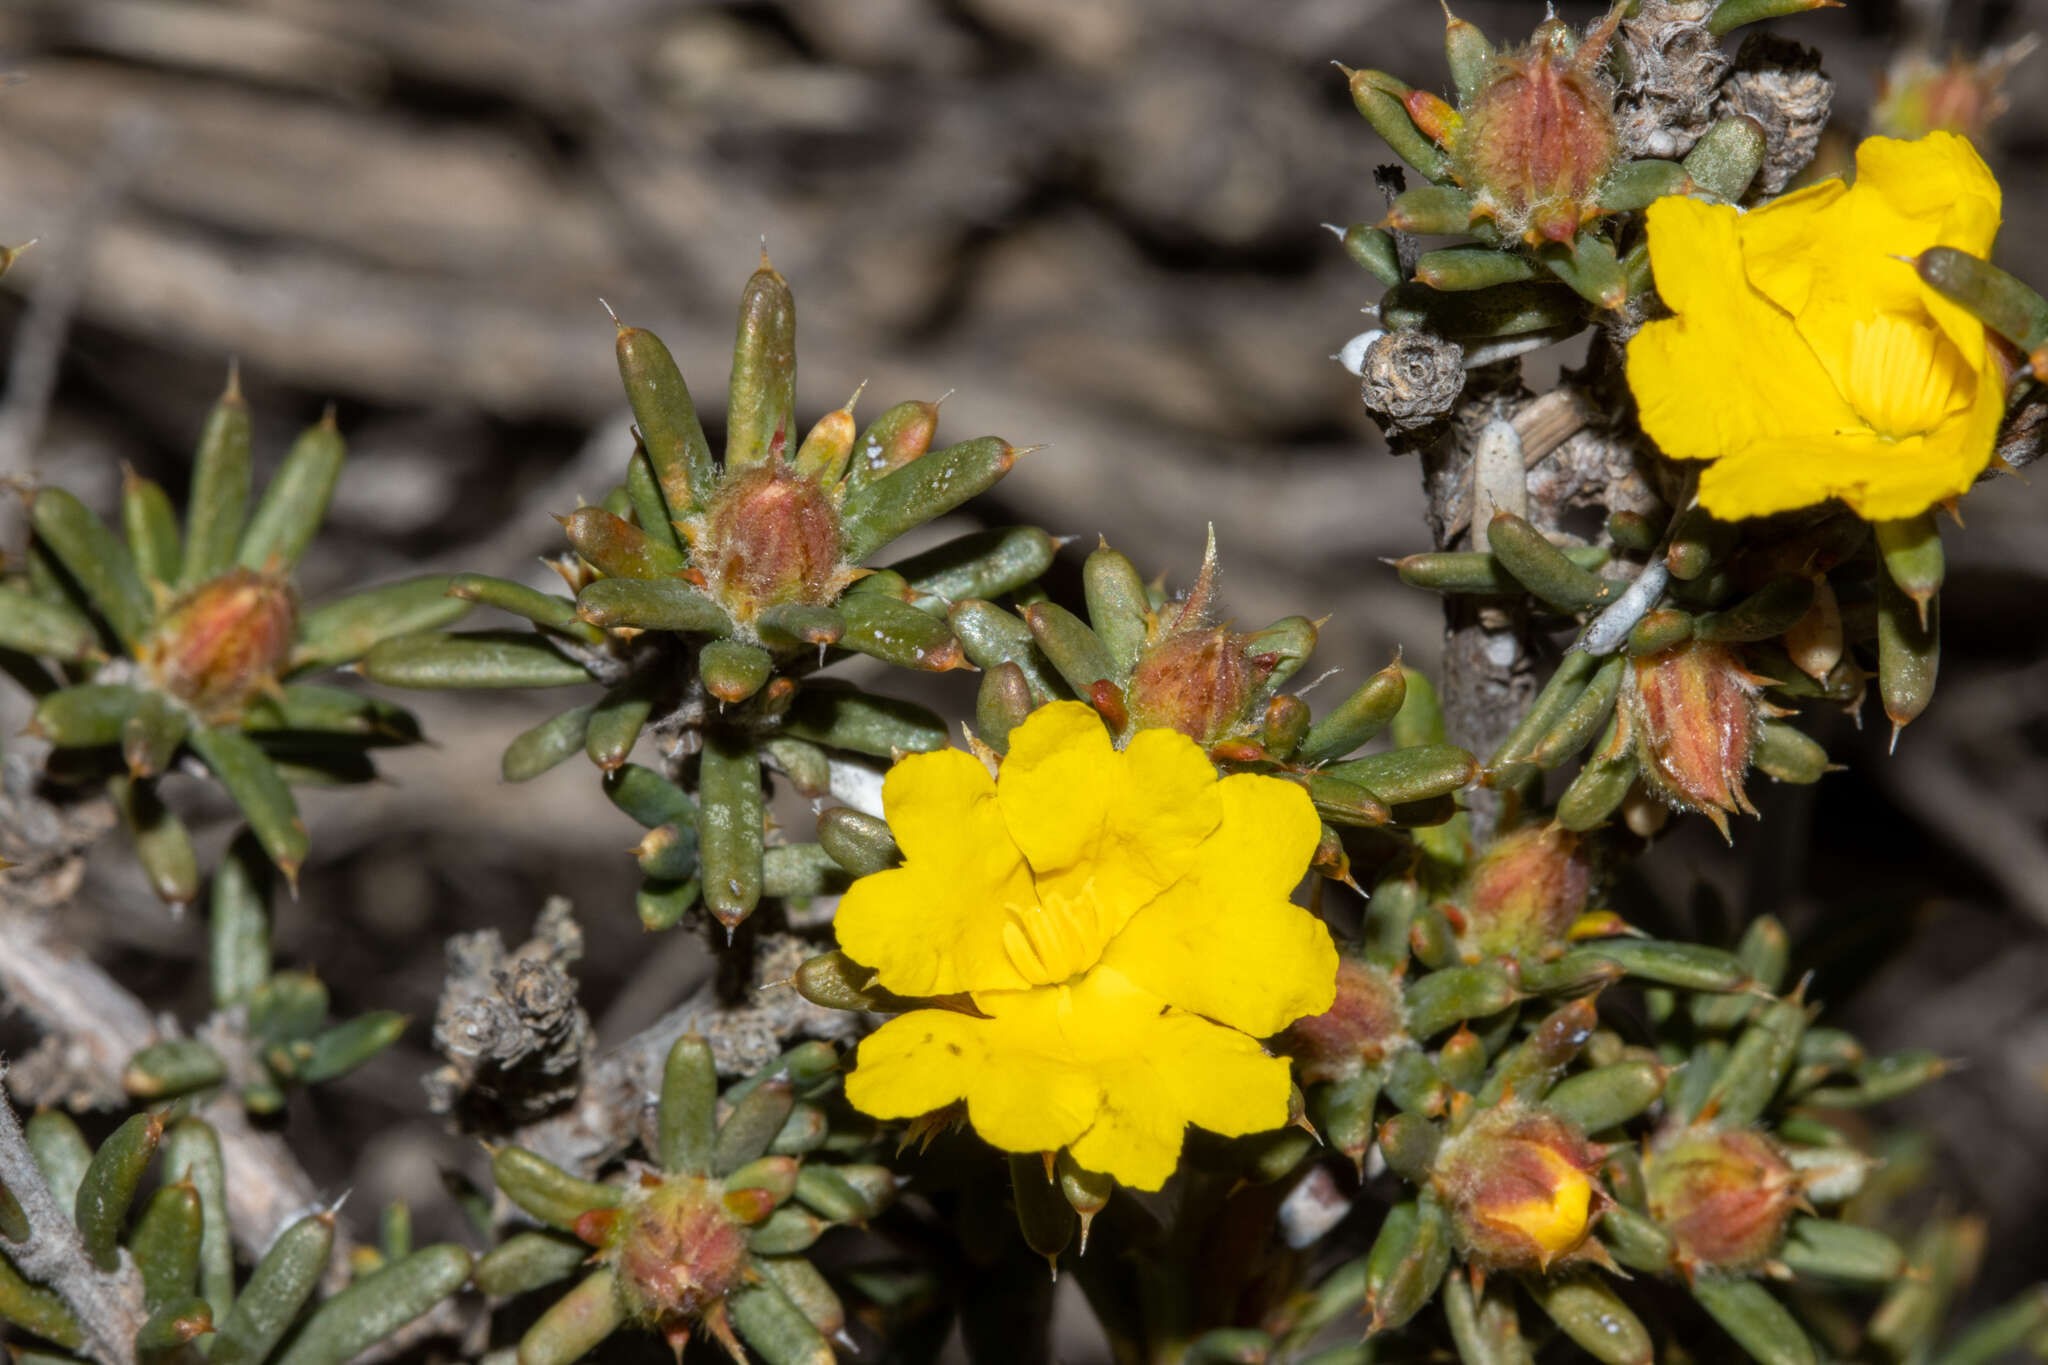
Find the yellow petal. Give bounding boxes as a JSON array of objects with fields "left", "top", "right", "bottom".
[
  {"left": 881, "top": 744, "right": 1006, "bottom": 865},
  {"left": 836, "top": 862, "right": 1037, "bottom": 996},
  {"left": 1695, "top": 336, "right": 2004, "bottom": 522},
  {"left": 843, "top": 1008, "right": 986, "bottom": 1119},
  {"left": 834, "top": 746, "right": 1038, "bottom": 996},
  {"left": 997, "top": 702, "right": 1221, "bottom": 921},
  {"left": 1064, "top": 1015, "right": 1292, "bottom": 1189},
  {"left": 1086, "top": 725, "right": 1226, "bottom": 914},
  {"left": 1855, "top": 132, "right": 2000, "bottom": 258},
  {"left": 1733, "top": 176, "right": 1847, "bottom": 319},
  {"left": 1842, "top": 346, "right": 2006, "bottom": 520},
  {"left": 1063, "top": 970, "right": 1295, "bottom": 1190},
  {"left": 846, "top": 1007, "right": 1105, "bottom": 1155},
  {"left": 1857, "top": 134, "right": 2003, "bottom": 364},
  {"left": 994, "top": 701, "right": 1117, "bottom": 884},
  {"left": 845, "top": 967, "right": 1295, "bottom": 1192},
  {"left": 1693, "top": 432, "right": 1894, "bottom": 521},
  {"left": 1101, "top": 773, "right": 1337, "bottom": 1038},
  {"left": 1842, "top": 311, "right": 1974, "bottom": 440},
  {"left": 1628, "top": 197, "right": 1859, "bottom": 467},
  {"left": 1765, "top": 134, "right": 1999, "bottom": 396},
  {"left": 1631, "top": 134, "right": 2007, "bottom": 524}
]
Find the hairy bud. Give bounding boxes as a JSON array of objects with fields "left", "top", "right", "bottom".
[
  {"left": 140, "top": 568, "right": 297, "bottom": 723},
  {"left": 1873, "top": 40, "right": 2033, "bottom": 144},
  {"left": 692, "top": 463, "right": 850, "bottom": 625},
  {"left": 1280, "top": 958, "right": 1410, "bottom": 1084},
  {"left": 1622, "top": 641, "right": 1762, "bottom": 840},
  {"left": 1646, "top": 1128, "right": 1798, "bottom": 1271},
  {"left": 1431, "top": 1107, "right": 1604, "bottom": 1270},
  {"left": 1456, "top": 823, "right": 1592, "bottom": 959},
  {"left": 605, "top": 1174, "right": 752, "bottom": 1326},
  {"left": 1453, "top": 9, "right": 1623, "bottom": 243},
  {"left": 1125, "top": 626, "right": 1261, "bottom": 744}
]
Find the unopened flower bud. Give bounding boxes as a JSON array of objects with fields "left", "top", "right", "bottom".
[
  {"left": 1431, "top": 1107, "right": 1603, "bottom": 1270},
  {"left": 1279, "top": 958, "right": 1410, "bottom": 1084},
  {"left": 1455, "top": 823, "right": 1591, "bottom": 959},
  {"left": 1645, "top": 1128, "right": 1798, "bottom": 1272},
  {"left": 691, "top": 463, "right": 850, "bottom": 624},
  {"left": 1622, "top": 641, "right": 1762, "bottom": 840},
  {"left": 1452, "top": 10, "right": 1623, "bottom": 243},
  {"left": 1873, "top": 41, "right": 2035, "bottom": 144},
  {"left": 140, "top": 568, "right": 297, "bottom": 723},
  {"left": 605, "top": 1173, "right": 752, "bottom": 1326},
  {"left": 1124, "top": 626, "right": 1261, "bottom": 744}
]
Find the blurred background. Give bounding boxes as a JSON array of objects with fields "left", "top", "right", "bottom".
[{"left": 4, "top": 0, "right": 2048, "bottom": 1347}]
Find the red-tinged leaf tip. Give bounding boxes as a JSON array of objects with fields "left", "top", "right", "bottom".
[
  {"left": 1402, "top": 88, "right": 1460, "bottom": 144},
  {"left": 1086, "top": 679, "right": 1129, "bottom": 733},
  {"left": 1208, "top": 738, "right": 1267, "bottom": 764},
  {"left": 572, "top": 1207, "right": 619, "bottom": 1247},
  {"left": 721, "top": 1187, "right": 777, "bottom": 1223},
  {"left": 224, "top": 357, "right": 244, "bottom": 404}
]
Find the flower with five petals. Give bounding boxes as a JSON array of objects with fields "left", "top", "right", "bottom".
[
  {"left": 838, "top": 701, "right": 1338, "bottom": 1190},
  {"left": 1627, "top": 132, "right": 2005, "bottom": 521}
]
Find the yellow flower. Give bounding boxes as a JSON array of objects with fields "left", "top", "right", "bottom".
[
  {"left": 1627, "top": 132, "right": 2005, "bottom": 521},
  {"left": 837, "top": 701, "right": 1337, "bottom": 1190}
]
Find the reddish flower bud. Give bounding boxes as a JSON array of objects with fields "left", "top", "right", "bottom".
[
  {"left": 1874, "top": 42, "right": 2035, "bottom": 144},
  {"left": 1124, "top": 626, "right": 1262, "bottom": 744},
  {"left": 691, "top": 463, "right": 851, "bottom": 625},
  {"left": 1431, "top": 1107, "right": 1603, "bottom": 1270},
  {"left": 1645, "top": 1128, "right": 1798, "bottom": 1272},
  {"left": 604, "top": 1173, "right": 752, "bottom": 1327},
  {"left": 1455, "top": 823, "right": 1591, "bottom": 959},
  {"left": 1622, "top": 642, "right": 1763, "bottom": 840},
  {"left": 1450, "top": 10, "right": 1622, "bottom": 244},
  {"left": 139, "top": 568, "right": 297, "bottom": 724},
  {"left": 1279, "top": 958, "right": 1410, "bottom": 1084}
]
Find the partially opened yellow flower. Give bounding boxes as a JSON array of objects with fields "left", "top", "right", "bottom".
[
  {"left": 1627, "top": 131, "right": 2005, "bottom": 521},
  {"left": 837, "top": 701, "right": 1337, "bottom": 1190}
]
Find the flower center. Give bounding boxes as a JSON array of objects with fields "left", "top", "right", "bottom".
[
  {"left": 1000, "top": 882, "right": 1112, "bottom": 987},
  {"left": 1842, "top": 311, "right": 1970, "bottom": 441}
]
